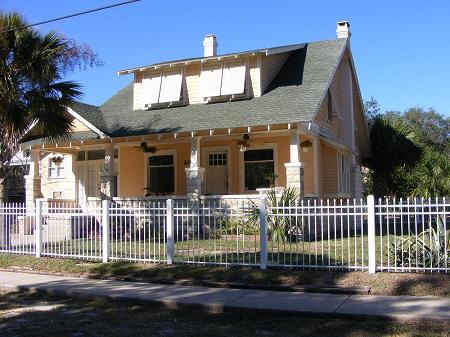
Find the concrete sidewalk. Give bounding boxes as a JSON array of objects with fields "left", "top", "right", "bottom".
[{"left": 0, "top": 271, "right": 449, "bottom": 321}]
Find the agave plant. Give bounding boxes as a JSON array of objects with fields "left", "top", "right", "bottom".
[{"left": 392, "top": 214, "right": 450, "bottom": 268}]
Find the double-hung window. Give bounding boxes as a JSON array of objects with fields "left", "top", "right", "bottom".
[
  {"left": 337, "top": 152, "right": 350, "bottom": 194},
  {"left": 147, "top": 154, "right": 175, "bottom": 195},
  {"left": 244, "top": 149, "right": 275, "bottom": 191},
  {"left": 48, "top": 156, "right": 65, "bottom": 178}
]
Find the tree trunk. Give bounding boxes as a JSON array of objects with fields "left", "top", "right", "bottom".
[{"left": 0, "top": 177, "right": 6, "bottom": 203}]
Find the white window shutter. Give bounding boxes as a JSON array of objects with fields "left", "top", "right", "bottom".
[
  {"left": 159, "top": 70, "right": 183, "bottom": 103},
  {"left": 200, "top": 63, "right": 223, "bottom": 98},
  {"left": 221, "top": 61, "right": 246, "bottom": 95},
  {"left": 142, "top": 72, "right": 162, "bottom": 104}
]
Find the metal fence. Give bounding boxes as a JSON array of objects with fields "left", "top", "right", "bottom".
[{"left": 0, "top": 196, "right": 448, "bottom": 273}]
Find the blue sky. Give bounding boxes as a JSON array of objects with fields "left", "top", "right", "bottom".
[{"left": 2, "top": 0, "right": 450, "bottom": 116}]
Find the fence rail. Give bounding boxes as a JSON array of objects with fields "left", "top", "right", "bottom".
[{"left": 0, "top": 196, "right": 448, "bottom": 273}]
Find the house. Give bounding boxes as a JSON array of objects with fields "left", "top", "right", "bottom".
[{"left": 21, "top": 21, "right": 370, "bottom": 205}]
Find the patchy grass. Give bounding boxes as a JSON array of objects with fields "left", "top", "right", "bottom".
[
  {"left": 0, "top": 290, "right": 448, "bottom": 337},
  {"left": 0, "top": 254, "right": 448, "bottom": 297}
]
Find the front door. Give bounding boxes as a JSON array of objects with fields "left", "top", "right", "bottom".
[
  {"left": 76, "top": 161, "right": 104, "bottom": 204},
  {"left": 205, "top": 150, "right": 228, "bottom": 195}
]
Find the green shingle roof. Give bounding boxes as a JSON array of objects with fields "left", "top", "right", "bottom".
[{"left": 48, "top": 38, "right": 349, "bottom": 140}]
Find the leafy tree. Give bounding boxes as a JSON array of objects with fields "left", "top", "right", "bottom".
[
  {"left": 0, "top": 12, "right": 101, "bottom": 202},
  {"left": 364, "top": 98, "right": 450, "bottom": 197}
]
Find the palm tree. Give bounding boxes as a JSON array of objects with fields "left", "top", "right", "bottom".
[
  {"left": 0, "top": 12, "right": 99, "bottom": 202},
  {"left": 413, "top": 150, "right": 450, "bottom": 197}
]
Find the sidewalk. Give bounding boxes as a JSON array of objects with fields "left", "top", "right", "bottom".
[{"left": 0, "top": 270, "right": 449, "bottom": 321}]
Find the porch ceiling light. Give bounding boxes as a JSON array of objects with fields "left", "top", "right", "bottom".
[
  {"left": 139, "top": 141, "right": 157, "bottom": 153},
  {"left": 237, "top": 134, "right": 250, "bottom": 152}
]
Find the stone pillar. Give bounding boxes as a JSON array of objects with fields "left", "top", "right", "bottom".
[
  {"left": 25, "top": 149, "right": 42, "bottom": 207},
  {"left": 185, "top": 136, "right": 204, "bottom": 199},
  {"left": 100, "top": 143, "right": 117, "bottom": 200},
  {"left": 285, "top": 130, "right": 304, "bottom": 197},
  {"left": 284, "top": 162, "right": 304, "bottom": 198},
  {"left": 185, "top": 167, "right": 205, "bottom": 199}
]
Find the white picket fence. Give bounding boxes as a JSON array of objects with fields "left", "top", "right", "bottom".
[{"left": 0, "top": 196, "right": 448, "bottom": 273}]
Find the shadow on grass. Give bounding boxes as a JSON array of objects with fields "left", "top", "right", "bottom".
[{"left": 1, "top": 291, "right": 448, "bottom": 337}]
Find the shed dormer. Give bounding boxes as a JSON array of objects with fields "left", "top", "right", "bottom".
[{"left": 119, "top": 35, "right": 303, "bottom": 111}]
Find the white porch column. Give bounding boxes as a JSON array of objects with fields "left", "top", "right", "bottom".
[
  {"left": 100, "top": 143, "right": 117, "bottom": 200},
  {"left": 284, "top": 130, "right": 304, "bottom": 197},
  {"left": 313, "top": 136, "right": 320, "bottom": 197},
  {"left": 185, "top": 136, "right": 204, "bottom": 199},
  {"left": 25, "top": 149, "right": 42, "bottom": 207}
]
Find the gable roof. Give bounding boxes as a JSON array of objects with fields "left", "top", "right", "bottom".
[{"left": 72, "top": 38, "right": 347, "bottom": 138}]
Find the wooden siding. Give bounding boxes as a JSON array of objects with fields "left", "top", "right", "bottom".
[
  {"left": 260, "top": 53, "right": 289, "bottom": 94},
  {"left": 320, "top": 141, "right": 338, "bottom": 195}
]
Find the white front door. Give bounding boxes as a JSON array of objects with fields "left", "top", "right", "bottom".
[
  {"left": 205, "top": 151, "right": 228, "bottom": 195},
  {"left": 76, "top": 161, "right": 104, "bottom": 203}
]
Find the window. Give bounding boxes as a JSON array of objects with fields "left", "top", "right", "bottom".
[
  {"left": 200, "top": 61, "right": 246, "bottom": 98},
  {"left": 147, "top": 154, "right": 175, "bottom": 195},
  {"left": 338, "top": 152, "right": 351, "bottom": 194},
  {"left": 209, "top": 153, "right": 227, "bottom": 166},
  {"left": 327, "top": 89, "right": 333, "bottom": 121},
  {"left": 200, "top": 63, "right": 222, "bottom": 97},
  {"left": 48, "top": 156, "right": 65, "bottom": 178},
  {"left": 220, "top": 61, "right": 246, "bottom": 96},
  {"left": 142, "top": 69, "right": 183, "bottom": 105},
  {"left": 244, "top": 149, "right": 275, "bottom": 191},
  {"left": 77, "top": 149, "right": 118, "bottom": 161}
]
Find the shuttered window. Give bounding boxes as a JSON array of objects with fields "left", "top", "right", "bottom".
[
  {"left": 221, "top": 61, "right": 246, "bottom": 95},
  {"left": 200, "top": 63, "right": 223, "bottom": 98},
  {"left": 159, "top": 69, "right": 183, "bottom": 103},
  {"left": 142, "top": 72, "right": 162, "bottom": 104}
]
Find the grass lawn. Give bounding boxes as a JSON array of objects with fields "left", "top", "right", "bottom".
[
  {"left": 0, "top": 254, "right": 448, "bottom": 297},
  {"left": 0, "top": 290, "right": 448, "bottom": 337},
  {"left": 13, "top": 233, "right": 418, "bottom": 269}
]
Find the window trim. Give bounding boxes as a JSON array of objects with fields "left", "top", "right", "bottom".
[
  {"left": 144, "top": 149, "right": 177, "bottom": 196},
  {"left": 239, "top": 143, "right": 278, "bottom": 193}
]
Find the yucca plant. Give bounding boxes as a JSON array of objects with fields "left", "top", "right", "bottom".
[{"left": 265, "top": 187, "right": 300, "bottom": 243}]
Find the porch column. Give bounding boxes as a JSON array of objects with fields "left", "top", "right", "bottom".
[
  {"left": 100, "top": 143, "right": 117, "bottom": 200},
  {"left": 185, "top": 136, "right": 204, "bottom": 199},
  {"left": 284, "top": 130, "right": 304, "bottom": 197},
  {"left": 25, "top": 149, "right": 42, "bottom": 207},
  {"left": 313, "top": 136, "right": 320, "bottom": 197}
]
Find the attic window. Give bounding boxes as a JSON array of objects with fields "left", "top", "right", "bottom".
[
  {"left": 142, "top": 69, "right": 183, "bottom": 107},
  {"left": 327, "top": 89, "right": 333, "bottom": 121},
  {"left": 200, "top": 60, "right": 246, "bottom": 99}
]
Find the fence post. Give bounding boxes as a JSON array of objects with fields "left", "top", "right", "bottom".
[
  {"left": 102, "top": 199, "right": 110, "bottom": 263},
  {"left": 166, "top": 198, "right": 174, "bottom": 264},
  {"left": 35, "top": 199, "right": 43, "bottom": 258},
  {"left": 259, "top": 194, "right": 268, "bottom": 270},
  {"left": 367, "top": 195, "right": 376, "bottom": 274}
]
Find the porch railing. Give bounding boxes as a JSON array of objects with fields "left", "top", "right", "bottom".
[{"left": 0, "top": 196, "right": 448, "bottom": 273}]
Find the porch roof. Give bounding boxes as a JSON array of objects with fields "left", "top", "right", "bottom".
[{"left": 24, "top": 38, "right": 348, "bottom": 144}]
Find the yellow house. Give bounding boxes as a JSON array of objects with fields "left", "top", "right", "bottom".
[{"left": 22, "top": 21, "right": 370, "bottom": 204}]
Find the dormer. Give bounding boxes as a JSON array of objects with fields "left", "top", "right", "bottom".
[{"left": 119, "top": 35, "right": 302, "bottom": 111}]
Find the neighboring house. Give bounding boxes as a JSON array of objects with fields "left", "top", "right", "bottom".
[{"left": 21, "top": 21, "right": 370, "bottom": 205}]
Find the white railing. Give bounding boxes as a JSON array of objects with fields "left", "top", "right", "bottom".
[
  {"left": 267, "top": 198, "right": 368, "bottom": 270},
  {"left": 0, "top": 196, "right": 448, "bottom": 273},
  {"left": 376, "top": 197, "right": 449, "bottom": 272},
  {"left": 0, "top": 203, "right": 35, "bottom": 255}
]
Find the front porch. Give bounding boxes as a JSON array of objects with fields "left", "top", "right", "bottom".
[{"left": 24, "top": 123, "right": 358, "bottom": 204}]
